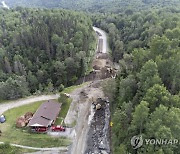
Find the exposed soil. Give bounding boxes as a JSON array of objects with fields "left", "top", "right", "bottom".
[
  {"left": 0, "top": 27, "right": 114, "bottom": 154},
  {"left": 85, "top": 98, "right": 111, "bottom": 154},
  {"left": 76, "top": 53, "right": 116, "bottom": 85},
  {"left": 65, "top": 27, "right": 114, "bottom": 154},
  {"left": 65, "top": 80, "right": 105, "bottom": 154}
]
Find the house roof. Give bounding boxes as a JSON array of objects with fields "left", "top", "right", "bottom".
[{"left": 27, "top": 100, "right": 61, "bottom": 127}]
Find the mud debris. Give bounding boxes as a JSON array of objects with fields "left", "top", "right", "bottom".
[{"left": 85, "top": 98, "right": 111, "bottom": 154}]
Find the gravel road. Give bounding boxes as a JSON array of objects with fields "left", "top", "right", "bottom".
[{"left": 0, "top": 94, "right": 59, "bottom": 115}]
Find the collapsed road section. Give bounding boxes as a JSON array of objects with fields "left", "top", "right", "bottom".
[
  {"left": 65, "top": 27, "right": 114, "bottom": 154},
  {"left": 85, "top": 98, "right": 111, "bottom": 154},
  {"left": 66, "top": 81, "right": 111, "bottom": 154}
]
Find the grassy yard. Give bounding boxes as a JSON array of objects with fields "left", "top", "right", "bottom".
[
  {"left": 62, "top": 82, "right": 88, "bottom": 94},
  {"left": 0, "top": 143, "right": 37, "bottom": 154},
  {"left": 0, "top": 83, "right": 88, "bottom": 148},
  {"left": 55, "top": 96, "right": 72, "bottom": 125},
  {"left": 0, "top": 101, "right": 70, "bottom": 148},
  {"left": 0, "top": 99, "right": 12, "bottom": 104}
]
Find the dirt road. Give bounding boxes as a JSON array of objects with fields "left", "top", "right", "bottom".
[
  {"left": 65, "top": 81, "right": 105, "bottom": 154},
  {"left": 65, "top": 27, "right": 112, "bottom": 154},
  {"left": 0, "top": 94, "right": 59, "bottom": 115}
]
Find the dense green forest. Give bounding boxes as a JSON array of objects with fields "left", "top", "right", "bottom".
[
  {"left": 94, "top": 8, "right": 180, "bottom": 154},
  {"left": 0, "top": 8, "right": 95, "bottom": 100},
  {"left": 0, "top": 0, "right": 180, "bottom": 153},
  {"left": 3, "top": 0, "right": 180, "bottom": 13}
]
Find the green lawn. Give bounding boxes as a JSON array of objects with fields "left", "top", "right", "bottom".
[
  {"left": 55, "top": 97, "right": 72, "bottom": 125},
  {"left": 0, "top": 99, "right": 12, "bottom": 104},
  {"left": 0, "top": 143, "right": 37, "bottom": 154},
  {"left": 62, "top": 82, "right": 88, "bottom": 94},
  {"left": 0, "top": 101, "right": 70, "bottom": 148},
  {"left": 0, "top": 83, "right": 88, "bottom": 148}
]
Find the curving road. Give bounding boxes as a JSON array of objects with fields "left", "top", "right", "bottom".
[
  {"left": 0, "top": 94, "right": 59, "bottom": 115},
  {"left": 0, "top": 142, "right": 67, "bottom": 151}
]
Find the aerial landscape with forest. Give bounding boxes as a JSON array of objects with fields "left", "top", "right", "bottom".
[{"left": 0, "top": 0, "right": 180, "bottom": 154}]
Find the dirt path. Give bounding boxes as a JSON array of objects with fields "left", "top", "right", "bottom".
[
  {"left": 0, "top": 94, "right": 59, "bottom": 115},
  {"left": 0, "top": 142, "right": 67, "bottom": 151}
]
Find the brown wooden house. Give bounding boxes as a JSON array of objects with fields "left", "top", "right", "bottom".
[{"left": 27, "top": 100, "right": 61, "bottom": 128}]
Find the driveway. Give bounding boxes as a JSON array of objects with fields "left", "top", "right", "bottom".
[{"left": 0, "top": 94, "right": 59, "bottom": 115}]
